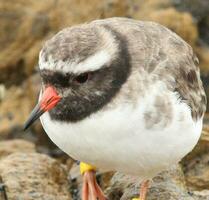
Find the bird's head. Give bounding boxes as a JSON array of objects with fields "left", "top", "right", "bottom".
[{"left": 24, "top": 23, "right": 131, "bottom": 130}]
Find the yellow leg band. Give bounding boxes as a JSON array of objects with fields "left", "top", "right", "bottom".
[
  {"left": 132, "top": 198, "right": 140, "bottom": 200},
  {"left": 80, "top": 162, "right": 97, "bottom": 175}
]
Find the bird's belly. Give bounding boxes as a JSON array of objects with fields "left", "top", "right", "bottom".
[{"left": 40, "top": 101, "right": 202, "bottom": 179}]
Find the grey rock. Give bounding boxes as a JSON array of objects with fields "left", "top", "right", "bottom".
[{"left": 0, "top": 153, "right": 72, "bottom": 200}]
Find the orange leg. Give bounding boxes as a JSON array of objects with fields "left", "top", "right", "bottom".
[
  {"left": 139, "top": 180, "right": 150, "bottom": 200},
  {"left": 80, "top": 162, "right": 106, "bottom": 200},
  {"left": 132, "top": 180, "right": 150, "bottom": 200}
]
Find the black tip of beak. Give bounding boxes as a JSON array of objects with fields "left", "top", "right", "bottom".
[{"left": 23, "top": 104, "right": 45, "bottom": 131}]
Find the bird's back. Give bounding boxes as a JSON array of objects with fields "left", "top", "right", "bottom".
[{"left": 92, "top": 17, "right": 206, "bottom": 121}]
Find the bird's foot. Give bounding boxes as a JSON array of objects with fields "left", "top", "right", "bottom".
[
  {"left": 132, "top": 180, "right": 150, "bottom": 200},
  {"left": 80, "top": 162, "right": 107, "bottom": 200}
]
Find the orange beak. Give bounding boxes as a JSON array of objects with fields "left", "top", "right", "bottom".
[{"left": 23, "top": 86, "right": 61, "bottom": 130}]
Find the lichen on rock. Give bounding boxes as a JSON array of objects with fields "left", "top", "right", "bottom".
[{"left": 0, "top": 153, "right": 72, "bottom": 200}]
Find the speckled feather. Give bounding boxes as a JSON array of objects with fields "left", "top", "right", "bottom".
[{"left": 91, "top": 18, "right": 206, "bottom": 121}]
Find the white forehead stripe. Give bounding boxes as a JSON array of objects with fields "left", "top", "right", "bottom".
[
  {"left": 72, "top": 50, "right": 111, "bottom": 73},
  {"left": 39, "top": 50, "right": 111, "bottom": 74}
]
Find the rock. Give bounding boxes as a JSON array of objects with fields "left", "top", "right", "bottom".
[
  {"left": 182, "top": 124, "right": 209, "bottom": 191},
  {"left": 198, "top": 16, "right": 209, "bottom": 46},
  {"left": 183, "top": 153, "right": 209, "bottom": 191},
  {"left": 133, "top": 6, "right": 198, "bottom": 46},
  {"left": 193, "top": 190, "right": 209, "bottom": 198},
  {"left": 0, "top": 74, "right": 40, "bottom": 138},
  {"left": 0, "top": 139, "right": 35, "bottom": 158},
  {"left": 0, "top": 72, "right": 70, "bottom": 162},
  {"left": 168, "top": 1, "right": 209, "bottom": 82},
  {"left": 171, "top": 0, "right": 209, "bottom": 21},
  {"left": 0, "top": 84, "right": 6, "bottom": 102},
  {"left": 100, "top": 0, "right": 130, "bottom": 18},
  {"left": 196, "top": 47, "right": 209, "bottom": 75},
  {"left": 106, "top": 165, "right": 209, "bottom": 200},
  {"left": 99, "top": 171, "right": 115, "bottom": 190},
  {"left": 0, "top": 153, "right": 72, "bottom": 200},
  {"left": 0, "top": 0, "right": 54, "bottom": 85}
]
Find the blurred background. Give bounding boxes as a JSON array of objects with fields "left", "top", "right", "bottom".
[{"left": 0, "top": 0, "right": 209, "bottom": 199}]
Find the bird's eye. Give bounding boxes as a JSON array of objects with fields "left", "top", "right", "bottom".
[{"left": 74, "top": 73, "right": 90, "bottom": 84}]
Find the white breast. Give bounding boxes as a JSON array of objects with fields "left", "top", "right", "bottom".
[{"left": 40, "top": 85, "right": 202, "bottom": 179}]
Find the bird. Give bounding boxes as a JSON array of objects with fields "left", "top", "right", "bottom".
[{"left": 24, "top": 17, "right": 206, "bottom": 200}]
